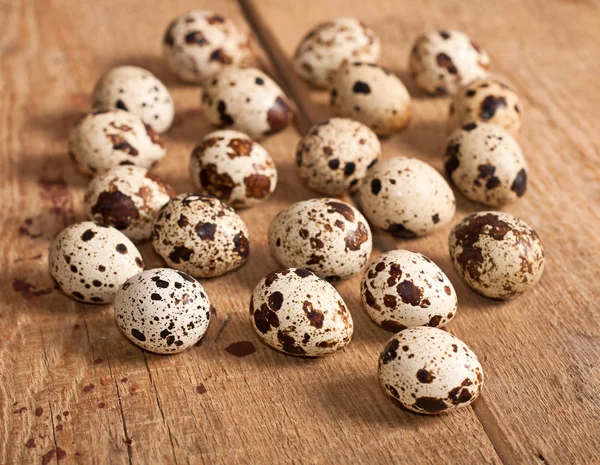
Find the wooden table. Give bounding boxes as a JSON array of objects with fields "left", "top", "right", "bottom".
[{"left": 1, "top": 0, "right": 599, "bottom": 463}]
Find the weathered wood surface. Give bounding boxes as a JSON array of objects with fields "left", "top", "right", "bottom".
[{"left": 0, "top": 0, "right": 598, "bottom": 464}]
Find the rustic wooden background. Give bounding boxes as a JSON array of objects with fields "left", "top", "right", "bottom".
[{"left": 1, "top": 0, "right": 599, "bottom": 463}]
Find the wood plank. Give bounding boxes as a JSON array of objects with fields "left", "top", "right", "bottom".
[
  {"left": 243, "top": 0, "right": 600, "bottom": 464},
  {"left": 0, "top": 0, "right": 501, "bottom": 464}
]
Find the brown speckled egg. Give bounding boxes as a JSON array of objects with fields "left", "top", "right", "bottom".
[
  {"left": 49, "top": 222, "right": 144, "bottom": 304},
  {"left": 409, "top": 30, "right": 490, "bottom": 94},
  {"left": 84, "top": 166, "right": 175, "bottom": 243},
  {"left": 190, "top": 130, "right": 277, "bottom": 208},
  {"left": 296, "top": 118, "right": 380, "bottom": 195},
  {"left": 444, "top": 123, "right": 527, "bottom": 207},
  {"left": 448, "top": 79, "right": 523, "bottom": 136},
  {"left": 92, "top": 66, "right": 175, "bottom": 133},
  {"left": 68, "top": 109, "right": 166, "bottom": 176},
  {"left": 115, "top": 268, "right": 211, "bottom": 354},
  {"left": 449, "top": 212, "right": 545, "bottom": 299},
  {"left": 379, "top": 327, "right": 484, "bottom": 414},
  {"left": 250, "top": 268, "right": 353, "bottom": 356},
  {"left": 293, "top": 17, "right": 380, "bottom": 88},
  {"left": 361, "top": 250, "right": 457, "bottom": 332},
  {"left": 152, "top": 193, "right": 250, "bottom": 278},
  {"left": 163, "top": 10, "right": 254, "bottom": 84},
  {"left": 330, "top": 62, "right": 411, "bottom": 136},
  {"left": 268, "top": 198, "right": 372, "bottom": 281},
  {"left": 358, "top": 157, "right": 456, "bottom": 237},
  {"left": 201, "top": 67, "right": 293, "bottom": 140}
]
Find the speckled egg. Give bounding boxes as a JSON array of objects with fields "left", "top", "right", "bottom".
[
  {"left": 330, "top": 62, "right": 411, "bottom": 136},
  {"left": 115, "top": 268, "right": 211, "bottom": 354},
  {"left": 358, "top": 157, "right": 456, "bottom": 237},
  {"left": 163, "top": 10, "right": 254, "bottom": 84},
  {"left": 448, "top": 78, "right": 523, "bottom": 136},
  {"left": 68, "top": 109, "right": 166, "bottom": 176},
  {"left": 449, "top": 211, "right": 545, "bottom": 299},
  {"left": 84, "top": 166, "right": 175, "bottom": 243},
  {"left": 361, "top": 250, "right": 457, "bottom": 332},
  {"left": 293, "top": 17, "right": 380, "bottom": 88},
  {"left": 152, "top": 193, "right": 250, "bottom": 278},
  {"left": 201, "top": 67, "right": 293, "bottom": 140},
  {"left": 49, "top": 222, "right": 144, "bottom": 304},
  {"left": 249, "top": 268, "right": 353, "bottom": 356},
  {"left": 444, "top": 122, "right": 527, "bottom": 206},
  {"left": 296, "top": 118, "right": 380, "bottom": 195},
  {"left": 379, "top": 327, "right": 484, "bottom": 414},
  {"left": 190, "top": 130, "right": 277, "bottom": 208},
  {"left": 409, "top": 30, "right": 490, "bottom": 94},
  {"left": 92, "top": 66, "right": 175, "bottom": 134},
  {"left": 268, "top": 198, "right": 372, "bottom": 281}
]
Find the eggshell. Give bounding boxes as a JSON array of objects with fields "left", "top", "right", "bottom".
[
  {"left": 163, "top": 10, "right": 254, "bottom": 84},
  {"left": 378, "top": 327, "right": 484, "bottom": 414},
  {"left": 358, "top": 157, "right": 456, "bottom": 237},
  {"left": 190, "top": 129, "right": 277, "bottom": 208},
  {"left": 201, "top": 67, "right": 293, "bottom": 140},
  {"left": 152, "top": 193, "right": 250, "bottom": 278},
  {"left": 249, "top": 268, "right": 353, "bottom": 356},
  {"left": 296, "top": 118, "right": 380, "bottom": 195},
  {"left": 115, "top": 268, "right": 211, "bottom": 354},
  {"left": 361, "top": 250, "right": 457, "bottom": 332},
  {"left": 409, "top": 30, "right": 490, "bottom": 94},
  {"left": 448, "top": 78, "right": 523, "bottom": 136},
  {"left": 293, "top": 17, "right": 380, "bottom": 88},
  {"left": 49, "top": 222, "right": 144, "bottom": 304},
  {"left": 449, "top": 211, "right": 545, "bottom": 299},
  {"left": 268, "top": 198, "right": 372, "bottom": 280},
  {"left": 84, "top": 166, "right": 175, "bottom": 242},
  {"left": 330, "top": 62, "right": 411, "bottom": 136},
  {"left": 92, "top": 66, "right": 175, "bottom": 133},
  {"left": 68, "top": 109, "right": 166, "bottom": 176},
  {"left": 444, "top": 122, "right": 527, "bottom": 206}
]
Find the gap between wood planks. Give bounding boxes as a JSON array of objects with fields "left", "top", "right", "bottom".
[{"left": 237, "top": 0, "right": 523, "bottom": 463}]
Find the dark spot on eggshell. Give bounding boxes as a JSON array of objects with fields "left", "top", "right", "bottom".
[
  {"left": 268, "top": 291, "right": 283, "bottom": 310},
  {"left": 344, "top": 222, "right": 368, "bottom": 251},
  {"left": 370, "top": 178, "right": 382, "bottom": 195},
  {"left": 381, "top": 338, "right": 399, "bottom": 364},
  {"left": 344, "top": 162, "right": 356, "bottom": 177},
  {"left": 414, "top": 397, "right": 448, "bottom": 413},
  {"left": 163, "top": 20, "right": 176, "bottom": 46},
  {"left": 185, "top": 30, "right": 209, "bottom": 46},
  {"left": 417, "top": 369, "right": 435, "bottom": 383},
  {"left": 480, "top": 95, "right": 507, "bottom": 120},
  {"left": 265, "top": 97, "right": 292, "bottom": 135},
  {"left": 115, "top": 99, "right": 128, "bottom": 111},
  {"left": 107, "top": 134, "right": 138, "bottom": 156},
  {"left": 466, "top": 89, "right": 477, "bottom": 97},
  {"left": 72, "top": 291, "right": 84, "bottom": 300},
  {"left": 444, "top": 143, "right": 460, "bottom": 177},
  {"left": 131, "top": 329, "right": 146, "bottom": 342},
  {"left": 328, "top": 159, "right": 340, "bottom": 170},
  {"left": 302, "top": 301, "right": 324, "bottom": 328},
  {"left": 436, "top": 53, "right": 457, "bottom": 74},
  {"left": 432, "top": 214, "right": 440, "bottom": 224},
  {"left": 462, "top": 122, "right": 478, "bottom": 131},
  {"left": 209, "top": 48, "right": 232, "bottom": 64},
  {"left": 253, "top": 302, "right": 280, "bottom": 333},
  {"left": 511, "top": 168, "right": 527, "bottom": 197},
  {"left": 397, "top": 280, "right": 428, "bottom": 307},
  {"left": 244, "top": 174, "right": 271, "bottom": 199},
  {"left": 81, "top": 229, "right": 96, "bottom": 241},
  {"left": 352, "top": 81, "right": 371, "bottom": 94},
  {"left": 91, "top": 190, "right": 139, "bottom": 230},
  {"left": 233, "top": 231, "right": 249, "bottom": 259},
  {"left": 449, "top": 378, "right": 474, "bottom": 404},
  {"left": 116, "top": 244, "right": 128, "bottom": 254},
  {"left": 383, "top": 295, "right": 396, "bottom": 309},
  {"left": 294, "top": 269, "right": 312, "bottom": 278},
  {"left": 381, "top": 320, "right": 407, "bottom": 332},
  {"left": 217, "top": 100, "right": 234, "bottom": 126},
  {"left": 227, "top": 138, "right": 253, "bottom": 157},
  {"left": 206, "top": 14, "right": 225, "bottom": 24},
  {"left": 428, "top": 315, "right": 442, "bottom": 327},
  {"left": 440, "top": 31, "right": 450, "bottom": 39},
  {"left": 195, "top": 222, "right": 217, "bottom": 241},
  {"left": 176, "top": 271, "right": 195, "bottom": 282},
  {"left": 200, "top": 163, "right": 235, "bottom": 201},
  {"left": 325, "top": 200, "right": 354, "bottom": 221},
  {"left": 145, "top": 171, "right": 175, "bottom": 197},
  {"left": 277, "top": 330, "right": 306, "bottom": 355},
  {"left": 169, "top": 245, "right": 193, "bottom": 263}
]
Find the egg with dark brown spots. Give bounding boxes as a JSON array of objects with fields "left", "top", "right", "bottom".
[
  {"left": 49, "top": 222, "right": 145, "bottom": 304},
  {"left": 68, "top": 109, "right": 166, "bottom": 176},
  {"left": 152, "top": 193, "right": 250, "bottom": 278},
  {"left": 163, "top": 10, "right": 254, "bottom": 84},
  {"left": 358, "top": 157, "right": 456, "bottom": 237},
  {"left": 92, "top": 66, "right": 175, "bottom": 133},
  {"left": 293, "top": 17, "right": 380, "bottom": 88},
  {"left": 409, "top": 30, "right": 490, "bottom": 94},
  {"left": 378, "top": 327, "right": 484, "bottom": 414},
  {"left": 444, "top": 123, "right": 527, "bottom": 206},
  {"left": 115, "top": 268, "right": 211, "bottom": 354},
  {"left": 250, "top": 268, "right": 353, "bottom": 356},
  {"left": 190, "top": 129, "right": 277, "bottom": 208},
  {"left": 449, "top": 211, "right": 545, "bottom": 299},
  {"left": 296, "top": 118, "right": 380, "bottom": 195},
  {"left": 201, "top": 67, "right": 293, "bottom": 140},
  {"left": 361, "top": 250, "right": 457, "bottom": 332},
  {"left": 268, "top": 198, "right": 372, "bottom": 280},
  {"left": 330, "top": 62, "right": 411, "bottom": 136},
  {"left": 84, "top": 166, "right": 175, "bottom": 243},
  {"left": 448, "top": 79, "right": 523, "bottom": 136}
]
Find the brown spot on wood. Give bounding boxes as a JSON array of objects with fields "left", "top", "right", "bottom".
[
  {"left": 83, "top": 383, "right": 95, "bottom": 393},
  {"left": 13, "top": 279, "right": 54, "bottom": 299},
  {"left": 244, "top": 174, "right": 271, "bottom": 199},
  {"left": 195, "top": 384, "right": 207, "bottom": 394},
  {"left": 25, "top": 438, "right": 35, "bottom": 448},
  {"left": 225, "top": 340, "right": 257, "bottom": 357}
]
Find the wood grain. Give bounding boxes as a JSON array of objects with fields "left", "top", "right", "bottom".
[{"left": 0, "top": 0, "right": 598, "bottom": 464}]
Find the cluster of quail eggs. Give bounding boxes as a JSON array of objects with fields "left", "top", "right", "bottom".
[{"left": 42, "top": 11, "right": 546, "bottom": 418}]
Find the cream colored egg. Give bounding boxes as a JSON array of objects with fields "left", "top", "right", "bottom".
[
  {"left": 293, "top": 17, "right": 380, "bottom": 88},
  {"left": 190, "top": 130, "right": 277, "bottom": 208},
  {"left": 268, "top": 198, "right": 372, "bottom": 281},
  {"left": 358, "top": 157, "right": 456, "bottom": 237},
  {"left": 379, "top": 327, "right": 484, "bottom": 414},
  {"left": 330, "top": 62, "right": 411, "bottom": 136},
  {"left": 250, "top": 268, "right": 353, "bottom": 356},
  {"left": 449, "top": 211, "right": 545, "bottom": 299}
]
